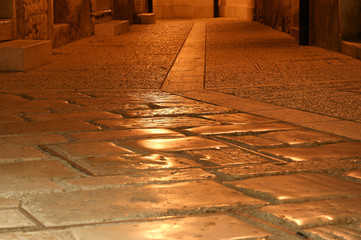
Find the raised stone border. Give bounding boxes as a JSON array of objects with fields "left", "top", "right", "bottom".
[
  {"left": 0, "top": 40, "right": 51, "bottom": 72},
  {"left": 94, "top": 20, "right": 129, "bottom": 36}
]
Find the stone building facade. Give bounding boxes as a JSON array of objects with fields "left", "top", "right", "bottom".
[
  {"left": 0, "top": 0, "right": 148, "bottom": 47},
  {"left": 255, "top": 0, "right": 361, "bottom": 51}
]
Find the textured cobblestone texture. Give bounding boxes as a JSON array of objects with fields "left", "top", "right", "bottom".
[{"left": 0, "top": 19, "right": 360, "bottom": 239}]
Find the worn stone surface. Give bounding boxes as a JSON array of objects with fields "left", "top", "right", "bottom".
[
  {"left": 0, "top": 120, "right": 100, "bottom": 135},
  {"left": 69, "top": 129, "right": 184, "bottom": 142},
  {"left": 219, "top": 159, "right": 361, "bottom": 179},
  {"left": 96, "top": 116, "right": 220, "bottom": 129},
  {"left": 25, "top": 111, "right": 123, "bottom": 122},
  {"left": 185, "top": 122, "right": 302, "bottom": 135},
  {"left": 305, "top": 225, "right": 361, "bottom": 240},
  {"left": 66, "top": 168, "right": 214, "bottom": 187},
  {"left": 261, "top": 142, "right": 361, "bottom": 161},
  {"left": 71, "top": 215, "right": 272, "bottom": 240},
  {"left": 259, "top": 130, "right": 348, "bottom": 145},
  {"left": 227, "top": 173, "right": 361, "bottom": 203},
  {"left": 0, "top": 146, "right": 46, "bottom": 162},
  {"left": 203, "top": 113, "right": 276, "bottom": 124},
  {"left": 0, "top": 209, "right": 36, "bottom": 228},
  {"left": 0, "top": 161, "right": 77, "bottom": 179},
  {"left": 186, "top": 147, "right": 277, "bottom": 166},
  {"left": 123, "top": 137, "right": 229, "bottom": 152},
  {"left": 0, "top": 179, "right": 62, "bottom": 197},
  {"left": 63, "top": 153, "right": 201, "bottom": 176},
  {"left": 47, "top": 142, "right": 132, "bottom": 159},
  {"left": 0, "top": 134, "right": 68, "bottom": 145},
  {"left": 344, "top": 169, "right": 361, "bottom": 181},
  {"left": 121, "top": 105, "right": 236, "bottom": 117},
  {"left": 24, "top": 181, "right": 266, "bottom": 226},
  {"left": 221, "top": 135, "right": 284, "bottom": 148},
  {"left": 262, "top": 197, "right": 361, "bottom": 228}
]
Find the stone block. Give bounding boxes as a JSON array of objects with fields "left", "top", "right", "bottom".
[
  {"left": 52, "top": 24, "right": 70, "bottom": 48},
  {"left": 342, "top": 41, "right": 361, "bottom": 60},
  {"left": 0, "top": 40, "right": 51, "bottom": 72},
  {"left": 0, "top": 19, "right": 14, "bottom": 42},
  {"left": 136, "top": 13, "right": 156, "bottom": 24},
  {"left": 94, "top": 20, "right": 129, "bottom": 36}
]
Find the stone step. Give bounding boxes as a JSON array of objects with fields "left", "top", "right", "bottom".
[
  {"left": 94, "top": 20, "right": 129, "bottom": 36},
  {"left": 342, "top": 40, "right": 361, "bottom": 60},
  {"left": 136, "top": 13, "right": 156, "bottom": 24},
  {"left": 0, "top": 40, "right": 51, "bottom": 72}
]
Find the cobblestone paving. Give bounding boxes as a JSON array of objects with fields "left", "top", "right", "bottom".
[{"left": 0, "top": 90, "right": 361, "bottom": 239}]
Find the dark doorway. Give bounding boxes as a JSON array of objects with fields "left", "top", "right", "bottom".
[
  {"left": 214, "top": 0, "right": 219, "bottom": 18},
  {"left": 148, "top": 0, "right": 153, "bottom": 13},
  {"left": 299, "top": 0, "right": 309, "bottom": 45}
]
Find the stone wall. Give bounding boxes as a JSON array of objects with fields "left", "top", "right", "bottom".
[
  {"left": 309, "top": 0, "right": 341, "bottom": 51},
  {"left": 255, "top": 0, "right": 291, "bottom": 32},
  {"left": 340, "top": 0, "right": 361, "bottom": 40},
  {"left": 154, "top": 0, "right": 213, "bottom": 19},
  {"left": 15, "top": 0, "right": 50, "bottom": 40}
]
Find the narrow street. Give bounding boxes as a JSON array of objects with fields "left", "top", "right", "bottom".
[{"left": 0, "top": 19, "right": 361, "bottom": 239}]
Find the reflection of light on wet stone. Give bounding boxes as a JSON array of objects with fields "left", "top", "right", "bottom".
[
  {"left": 123, "top": 137, "right": 229, "bottom": 152},
  {"left": 261, "top": 142, "right": 361, "bottom": 161},
  {"left": 70, "top": 215, "right": 272, "bottom": 240},
  {"left": 262, "top": 197, "right": 361, "bottom": 227}
]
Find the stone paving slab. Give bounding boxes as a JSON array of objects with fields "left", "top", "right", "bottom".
[
  {"left": 185, "top": 122, "right": 303, "bottom": 135},
  {"left": 305, "top": 225, "right": 361, "bottom": 240},
  {"left": 0, "top": 120, "right": 100, "bottom": 136},
  {"left": 258, "top": 129, "right": 348, "bottom": 146},
  {"left": 20, "top": 91, "right": 90, "bottom": 100},
  {"left": 262, "top": 197, "right": 361, "bottom": 228},
  {"left": 0, "top": 179, "right": 62, "bottom": 197},
  {"left": 46, "top": 142, "right": 133, "bottom": 159},
  {"left": 220, "top": 135, "right": 284, "bottom": 148},
  {"left": 227, "top": 173, "right": 361, "bottom": 203},
  {"left": 23, "top": 181, "right": 266, "bottom": 227},
  {"left": 0, "top": 134, "right": 68, "bottom": 145},
  {"left": 62, "top": 154, "right": 201, "bottom": 176},
  {"left": 123, "top": 136, "right": 229, "bottom": 152},
  {"left": 345, "top": 169, "right": 361, "bottom": 182},
  {"left": 95, "top": 116, "right": 221, "bottom": 129},
  {"left": 0, "top": 232, "right": 68, "bottom": 240},
  {"left": 24, "top": 111, "right": 123, "bottom": 122},
  {"left": 0, "top": 115, "right": 24, "bottom": 123},
  {"left": 202, "top": 113, "right": 277, "bottom": 124},
  {"left": 0, "top": 209, "right": 36, "bottom": 229},
  {"left": 70, "top": 214, "right": 272, "bottom": 240},
  {"left": 0, "top": 198, "right": 20, "bottom": 208},
  {"left": 261, "top": 142, "right": 361, "bottom": 161},
  {"left": 66, "top": 168, "right": 214, "bottom": 187},
  {"left": 219, "top": 159, "right": 361, "bottom": 180},
  {"left": 0, "top": 146, "right": 46, "bottom": 162},
  {"left": 186, "top": 147, "right": 278, "bottom": 166},
  {"left": 0, "top": 161, "right": 77, "bottom": 179},
  {"left": 120, "top": 105, "right": 237, "bottom": 117},
  {"left": 69, "top": 129, "right": 184, "bottom": 142}
]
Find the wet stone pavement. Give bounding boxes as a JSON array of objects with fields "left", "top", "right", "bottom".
[{"left": 0, "top": 90, "right": 361, "bottom": 240}]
